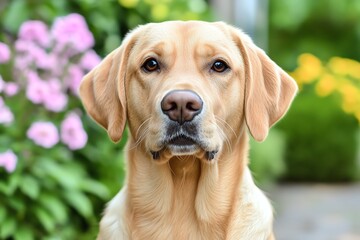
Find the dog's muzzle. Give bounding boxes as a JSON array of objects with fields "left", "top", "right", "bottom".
[{"left": 151, "top": 90, "right": 218, "bottom": 161}]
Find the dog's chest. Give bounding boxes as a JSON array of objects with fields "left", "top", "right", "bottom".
[
  {"left": 129, "top": 166, "right": 226, "bottom": 239},
  {"left": 131, "top": 204, "right": 225, "bottom": 240}
]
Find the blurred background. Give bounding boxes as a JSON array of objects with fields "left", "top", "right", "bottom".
[{"left": 0, "top": 0, "right": 359, "bottom": 239}]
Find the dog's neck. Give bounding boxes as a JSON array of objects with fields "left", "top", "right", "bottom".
[{"left": 125, "top": 129, "right": 249, "bottom": 236}]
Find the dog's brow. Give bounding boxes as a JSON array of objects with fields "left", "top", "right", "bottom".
[
  {"left": 196, "top": 42, "right": 233, "bottom": 61},
  {"left": 142, "top": 41, "right": 175, "bottom": 58}
]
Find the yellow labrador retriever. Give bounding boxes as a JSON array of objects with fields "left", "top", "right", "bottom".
[{"left": 80, "top": 21, "right": 297, "bottom": 240}]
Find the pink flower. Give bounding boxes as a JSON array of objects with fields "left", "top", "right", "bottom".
[
  {"left": 14, "top": 54, "right": 32, "bottom": 71},
  {"left": 27, "top": 121, "right": 59, "bottom": 148},
  {"left": 14, "top": 39, "right": 29, "bottom": 52},
  {"left": 26, "top": 74, "right": 68, "bottom": 111},
  {"left": 26, "top": 73, "right": 50, "bottom": 104},
  {"left": 0, "top": 91, "right": 15, "bottom": 124},
  {"left": 52, "top": 13, "right": 94, "bottom": 54},
  {"left": 28, "top": 44, "right": 49, "bottom": 68},
  {"left": 18, "top": 20, "right": 50, "bottom": 47},
  {"left": 15, "top": 40, "right": 56, "bottom": 71},
  {"left": 61, "top": 113, "right": 87, "bottom": 150},
  {"left": 41, "top": 53, "right": 59, "bottom": 72},
  {"left": 0, "top": 150, "right": 17, "bottom": 173},
  {"left": 43, "top": 92, "right": 68, "bottom": 112},
  {"left": 0, "top": 104, "right": 14, "bottom": 125},
  {"left": 0, "top": 42, "right": 11, "bottom": 63},
  {"left": 42, "top": 79, "right": 68, "bottom": 112},
  {"left": 65, "top": 65, "right": 84, "bottom": 95},
  {"left": 3, "top": 82, "right": 20, "bottom": 96},
  {"left": 14, "top": 41, "right": 45, "bottom": 70},
  {"left": 80, "top": 50, "right": 101, "bottom": 71}
]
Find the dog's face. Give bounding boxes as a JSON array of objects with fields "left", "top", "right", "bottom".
[
  {"left": 126, "top": 22, "right": 246, "bottom": 163},
  {"left": 80, "top": 21, "right": 297, "bottom": 164}
]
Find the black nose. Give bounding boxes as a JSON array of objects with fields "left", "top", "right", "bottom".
[{"left": 161, "top": 90, "right": 203, "bottom": 125}]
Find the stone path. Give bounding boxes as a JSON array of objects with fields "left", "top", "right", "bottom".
[{"left": 270, "top": 184, "right": 360, "bottom": 240}]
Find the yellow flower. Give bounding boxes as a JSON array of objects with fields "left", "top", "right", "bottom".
[
  {"left": 339, "top": 83, "right": 358, "bottom": 103},
  {"left": 144, "top": 0, "right": 170, "bottom": 5},
  {"left": 119, "top": 0, "right": 139, "bottom": 8},
  {"left": 294, "top": 54, "right": 323, "bottom": 84},
  {"left": 328, "top": 57, "right": 360, "bottom": 79},
  {"left": 339, "top": 83, "right": 360, "bottom": 113},
  {"left": 347, "top": 59, "right": 360, "bottom": 79},
  {"left": 151, "top": 4, "right": 169, "bottom": 21},
  {"left": 355, "top": 111, "right": 360, "bottom": 123},
  {"left": 315, "top": 74, "right": 337, "bottom": 97},
  {"left": 294, "top": 53, "right": 360, "bottom": 121}
]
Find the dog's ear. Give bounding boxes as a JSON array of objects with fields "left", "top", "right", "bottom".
[
  {"left": 230, "top": 26, "right": 298, "bottom": 142},
  {"left": 79, "top": 34, "right": 136, "bottom": 142}
]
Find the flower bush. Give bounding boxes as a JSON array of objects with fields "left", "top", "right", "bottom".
[
  {"left": 0, "top": 13, "right": 126, "bottom": 239},
  {"left": 276, "top": 54, "right": 359, "bottom": 182},
  {"left": 292, "top": 53, "right": 360, "bottom": 122}
]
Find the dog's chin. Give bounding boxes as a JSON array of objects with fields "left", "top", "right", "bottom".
[
  {"left": 167, "top": 143, "right": 200, "bottom": 156},
  {"left": 150, "top": 137, "right": 219, "bottom": 163}
]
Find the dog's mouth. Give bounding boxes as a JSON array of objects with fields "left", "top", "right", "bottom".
[
  {"left": 167, "top": 135, "right": 197, "bottom": 146},
  {"left": 164, "top": 133, "right": 200, "bottom": 155},
  {"left": 151, "top": 133, "right": 218, "bottom": 161},
  {"left": 150, "top": 121, "right": 218, "bottom": 161}
]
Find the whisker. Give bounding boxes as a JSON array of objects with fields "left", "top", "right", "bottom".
[
  {"left": 135, "top": 117, "right": 152, "bottom": 139},
  {"left": 215, "top": 116, "right": 238, "bottom": 138},
  {"left": 128, "top": 118, "right": 152, "bottom": 151},
  {"left": 215, "top": 121, "right": 232, "bottom": 154},
  {"left": 128, "top": 128, "right": 150, "bottom": 151}
]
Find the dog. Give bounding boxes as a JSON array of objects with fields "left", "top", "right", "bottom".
[{"left": 79, "top": 21, "right": 297, "bottom": 240}]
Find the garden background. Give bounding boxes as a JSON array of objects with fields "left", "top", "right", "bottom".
[{"left": 0, "top": 0, "right": 359, "bottom": 239}]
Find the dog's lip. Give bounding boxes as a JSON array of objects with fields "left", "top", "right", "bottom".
[
  {"left": 151, "top": 134, "right": 219, "bottom": 160},
  {"left": 167, "top": 135, "right": 197, "bottom": 146}
]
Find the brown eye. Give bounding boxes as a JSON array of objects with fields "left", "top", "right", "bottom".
[
  {"left": 142, "top": 58, "right": 160, "bottom": 72},
  {"left": 211, "top": 60, "right": 229, "bottom": 73}
]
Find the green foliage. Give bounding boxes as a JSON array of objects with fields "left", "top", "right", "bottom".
[
  {"left": 268, "top": 0, "right": 360, "bottom": 182},
  {"left": 269, "top": 0, "right": 360, "bottom": 69},
  {"left": 0, "top": 120, "right": 127, "bottom": 239},
  {"left": 249, "top": 129, "right": 286, "bottom": 185},
  {"left": 277, "top": 85, "right": 358, "bottom": 182}
]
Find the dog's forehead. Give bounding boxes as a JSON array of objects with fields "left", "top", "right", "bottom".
[
  {"left": 142, "top": 21, "right": 232, "bottom": 46},
  {"left": 132, "top": 21, "right": 237, "bottom": 59}
]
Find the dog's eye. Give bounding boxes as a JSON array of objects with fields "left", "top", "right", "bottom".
[
  {"left": 211, "top": 60, "right": 229, "bottom": 73},
  {"left": 142, "top": 58, "right": 160, "bottom": 72}
]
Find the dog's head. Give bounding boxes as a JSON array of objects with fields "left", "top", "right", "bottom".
[{"left": 80, "top": 21, "right": 297, "bottom": 163}]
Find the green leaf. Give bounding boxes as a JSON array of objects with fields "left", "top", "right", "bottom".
[
  {"left": 39, "top": 159, "right": 83, "bottom": 190},
  {"left": 2, "top": 0, "right": 29, "bottom": 33},
  {"left": 8, "top": 197, "right": 26, "bottom": 213},
  {"left": 63, "top": 191, "right": 93, "bottom": 218},
  {"left": 0, "top": 217, "right": 16, "bottom": 238},
  {"left": 38, "top": 193, "right": 68, "bottom": 224},
  {"left": 34, "top": 207, "right": 56, "bottom": 232},
  {"left": 14, "top": 225, "right": 34, "bottom": 240},
  {"left": 20, "top": 175, "right": 40, "bottom": 199},
  {"left": 0, "top": 182, "right": 9, "bottom": 195},
  {"left": 0, "top": 173, "right": 21, "bottom": 195},
  {"left": 9, "top": 172, "right": 21, "bottom": 193},
  {"left": 50, "top": 146, "right": 73, "bottom": 162},
  {"left": 0, "top": 206, "right": 7, "bottom": 223},
  {"left": 80, "top": 179, "right": 110, "bottom": 200}
]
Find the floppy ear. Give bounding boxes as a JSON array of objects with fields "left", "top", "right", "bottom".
[
  {"left": 232, "top": 28, "right": 298, "bottom": 142},
  {"left": 79, "top": 36, "right": 135, "bottom": 142}
]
